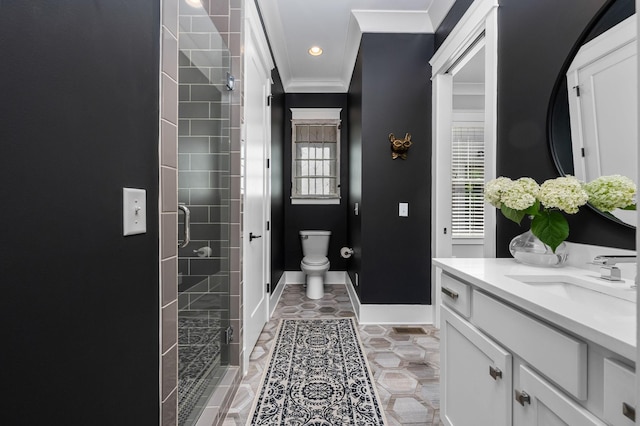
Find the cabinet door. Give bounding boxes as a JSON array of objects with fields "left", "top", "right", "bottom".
[
  {"left": 515, "top": 365, "right": 606, "bottom": 426},
  {"left": 441, "top": 305, "right": 512, "bottom": 426}
]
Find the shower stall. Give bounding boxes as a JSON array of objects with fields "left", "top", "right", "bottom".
[{"left": 176, "top": 1, "right": 231, "bottom": 424}]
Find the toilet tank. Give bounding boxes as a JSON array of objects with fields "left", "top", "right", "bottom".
[{"left": 299, "top": 230, "right": 331, "bottom": 257}]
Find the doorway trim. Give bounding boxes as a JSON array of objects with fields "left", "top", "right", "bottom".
[{"left": 430, "top": 0, "right": 498, "bottom": 327}]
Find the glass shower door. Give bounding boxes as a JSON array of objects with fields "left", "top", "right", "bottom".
[{"left": 177, "top": 1, "right": 231, "bottom": 424}]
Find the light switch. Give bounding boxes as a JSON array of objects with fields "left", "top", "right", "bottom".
[
  {"left": 123, "top": 188, "right": 147, "bottom": 236},
  {"left": 399, "top": 202, "right": 409, "bottom": 217}
]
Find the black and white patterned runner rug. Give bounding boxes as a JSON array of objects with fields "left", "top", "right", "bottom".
[{"left": 248, "top": 318, "right": 386, "bottom": 425}]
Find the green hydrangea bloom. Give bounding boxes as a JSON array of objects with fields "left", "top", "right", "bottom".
[
  {"left": 538, "top": 176, "right": 588, "bottom": 214},
  {"left": 584, "top": 175, "right": 636, "bottom": 212}
]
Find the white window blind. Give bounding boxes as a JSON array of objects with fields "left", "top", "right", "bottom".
[
  {"left": 292, "top": 119, "right": 340, "bottom": 199},
  {"left": 451, "top": 126, "right": 485, "bottom": 238}
]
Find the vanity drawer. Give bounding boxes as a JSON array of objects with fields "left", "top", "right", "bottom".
[
  {"left": 441, "top": 272, "right": 471, "bottom": 318},
  {"left": 603, "top": 358, "right": 636, "bottom": 426},
  {"left": 472, "top": 290, "right": 587, "bottom": 400}
]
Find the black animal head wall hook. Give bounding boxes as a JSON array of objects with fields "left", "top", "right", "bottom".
[{"left": 389, "top": 133, "right": 412, "bottom": 160}]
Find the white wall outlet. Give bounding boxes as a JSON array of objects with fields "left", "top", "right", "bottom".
[
  {"left": 123, "top": 188, "right": 147, "bottom": 236},
  {"left": 399, "top": 202, "right": 409, "bottom": 217}
]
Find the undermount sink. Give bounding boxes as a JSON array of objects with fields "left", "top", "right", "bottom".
[{"left": 506, "top": 274, "right": 636, "bottom": 318}]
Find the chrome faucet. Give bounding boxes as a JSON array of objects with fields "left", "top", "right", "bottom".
[{"left": 591, "top": 255, "right": 637, "bottom": 283}]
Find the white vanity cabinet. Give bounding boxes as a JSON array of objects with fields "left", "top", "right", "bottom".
[{"left": 438, "top": 268, "right": 636, "bottom": 426}]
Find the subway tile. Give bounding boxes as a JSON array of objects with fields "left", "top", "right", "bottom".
[
  {"left": 230, "top": 8, "right": 241, "bottom": 32},
  {"left": 162, "top": 257, "right": 178, "bottom": 306},
  {"left": 162, "top": 0, "right": 178, "bottom": 37},
  {"left": 178, "top": 153, "right": 190, "bottom": 170},
  {"left": 178, "top": 84, "right": 190, "bottom": 102},
  {"left": 179, "top": 67, "right": 209, "bottom": 84},
  {"left": 190, "top": 223, "right": 228, "bottom": 240},
  {"left": 210, "top": 172, "right": 230, "bottom": 190},
  {"left": 162, "top": 345, "right": 177, "bottom": 400},
  {"left": 190, "top": 258, "right": 222, "bottom": 276},
  {"left": 178, "top": 136, "right": 210, "bottom": 153},
  {"left": 162, "top": 301, "right": 177, "bottom": 353},
  {"left": 178, "top": 188, "right": 189, "bottom": 204},
  {"left": 162, "top": 388, "right": 177, "bottom": 426},
  {"left": 162, "top": 213, "right": 178, "bottom": 259},
  {"left": 190, "top": 119, "right": 222, "bottom": 136},
  {"left": 161, "top": 120, "right": 178, "bottom": 168},
  {"left": 162, "top": 28, "right": 178, "bottom": 81},
  {"left": 178, "top": 119, "right": 190, "bottom": 136},
  {"left": 179, "top": 170, "right": 210, "bottom": 188},
  {"left": 209, "top": 205, "right": 230, "bottom": 223},
  {"left": 183, "top": 205, "right": 209, "bottom": 223},
  {"left": 210, "top": 136, "right": 230, "bottom": 152},
  {"left": 230, "top": 152, "right": 241, "bottom": 175},
  {"left": 191, "top": 84, "right": 221, "bottom": 101},
  {"left": 209, "top": 0, "right": 229, "bottom": 16},
  {"left": 178, "top": 50, "right": 191, "bottom": 67},
  {"left": 189, "top": 188, "right": 223, "bottom": 205},
  {"left": 179, "top": 102, "right": 210, "bottom": 119},
  {"left": 161, "top": 75, "right": 178, "bottom": 126},
  {"left": 191, "top": 15, "right": 218, "bottom": 33},
  {"left": 211, "top": 16, "right": 229, "bottom": 34},
  {"left": 179, "top": 15, "right": 191, "bottom": 32},
  {"left": 179, "top": 32, "right": 211, "bottom": 50},
  {"left": 191, "top": 153, "right": 229, "bottom": 171},
  {"left": 161, "top": 167, "right": 177, "bottom": 212}
]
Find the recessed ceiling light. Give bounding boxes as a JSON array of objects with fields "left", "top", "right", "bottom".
[{"left": 308, "top": 46, "right": 323, "bottom": 56}]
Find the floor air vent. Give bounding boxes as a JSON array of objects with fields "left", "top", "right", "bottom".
[{"left": 392, "top": 326, "right": 427, "bottom": 335}]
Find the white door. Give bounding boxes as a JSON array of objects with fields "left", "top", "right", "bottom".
[{"left": 243, "top": 6, "right": 272, "bottom": 373}]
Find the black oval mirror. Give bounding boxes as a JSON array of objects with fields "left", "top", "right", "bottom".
[{"left": 548, "top": 0, "right": 636, "bottom": 228}]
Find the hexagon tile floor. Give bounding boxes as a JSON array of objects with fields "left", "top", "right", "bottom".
[{"left": 222, "top": 284, "right": 442, "bottom": 426}]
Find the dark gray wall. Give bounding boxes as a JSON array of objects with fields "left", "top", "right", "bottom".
[
  {"left": 0, "top": 1, "right": 160, "bottom": 424},
  {"left": 283, "top": 93, "right": 350, "bottom": 272},
  {"left": 496, "top": 0, "right": 635, "bottom": 255},
  {"left": 271, "top": 69, "right": 286, "bottom": 290},
  {"left": 348, "top": 33, "right": 434, "bottom": 305},
  {"left": 348, "top": 50, "right": 363, "bottom": 300},
  {"left": 435, "top": 0, "right": 474, "bottom": 50}
]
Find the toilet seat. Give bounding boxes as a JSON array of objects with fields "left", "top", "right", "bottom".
[{"left": 301, "top": 256, "right": 329, "bottom": 266}]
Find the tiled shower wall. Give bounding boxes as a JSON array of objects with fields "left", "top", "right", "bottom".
[{"left": 160, "top": 0, "right": 243, "bottom": 425}]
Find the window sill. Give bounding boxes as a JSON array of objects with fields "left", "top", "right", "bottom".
[{"left": 291, "top": 198, "right": 340, "bottom": 205}]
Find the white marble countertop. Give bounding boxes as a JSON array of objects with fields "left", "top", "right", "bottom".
[{"left": 432, "top": 258, "right": 636, "bottom": 362}]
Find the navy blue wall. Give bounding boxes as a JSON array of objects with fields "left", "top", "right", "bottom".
[{"left": 0, "top": 1, "right": 160, "bottom": 424}]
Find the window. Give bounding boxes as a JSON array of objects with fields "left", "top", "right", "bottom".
[
  {"left": 451, "top": 125, "right": 485, "bottom": 238},
  {"left": 290, "top": 108, "right": 341, "bottom": 204}
]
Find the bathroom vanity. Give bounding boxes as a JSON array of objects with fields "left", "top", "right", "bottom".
[{"left": 432, "top": 258, "right": 636, "bottom": 426}]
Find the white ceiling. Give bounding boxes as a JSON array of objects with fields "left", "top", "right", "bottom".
[{"left": 256, "top": 0, "right": 456, "bottom": 93}]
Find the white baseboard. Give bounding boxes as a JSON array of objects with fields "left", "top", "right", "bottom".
[
  {"left": 285, "top": 270, "right": 434, "bottom": 325},
  {"left": 285, "top": 270, "right": 347, "bottom": 285},
  {"left": 345, "top": 272, "right": 361, "bottom": 321},
  {"left": 269, "top": 273, "right": 287, "bottom": 317},
  {"left": 358, "top": 304, "right": 434, "bottom": 325}
]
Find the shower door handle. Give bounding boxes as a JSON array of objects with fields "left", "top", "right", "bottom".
[{"left": 178, "top": 203, "right": 191, "bottom": 248}]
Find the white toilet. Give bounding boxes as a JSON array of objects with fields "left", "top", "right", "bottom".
[{"left": 299, "top": 230, "right": 331, "bottom": 299}]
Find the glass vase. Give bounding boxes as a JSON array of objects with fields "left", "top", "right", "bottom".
[{"left": 509, "top": 230, "right": 568, "bottom": 267}]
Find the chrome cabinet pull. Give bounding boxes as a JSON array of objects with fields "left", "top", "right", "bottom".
[
  {"left": 623, "top": 402, "right": 636, "bottom": 421},
  {"left": 441, "top": 287, "right": 459, "bottom": 300},
  {"left": 515, "top": 390, "right": 531, "bottom": 406},
  {"left": 178, "top": 203, "right": 191, "bottom": 248},
  {"left": 489, "top": 366, "right": 502, "bottom": 380}
]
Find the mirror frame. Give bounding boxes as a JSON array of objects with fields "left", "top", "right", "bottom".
[{"left": 547, "top": 0, "right": 636, "bottom": 229}]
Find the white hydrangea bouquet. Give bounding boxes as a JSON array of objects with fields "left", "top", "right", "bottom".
[{"left": 485, "top": 175, "right": 636, "bottom": 252}]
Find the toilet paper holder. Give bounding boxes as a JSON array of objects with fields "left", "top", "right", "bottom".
[{"left": 340, "top": 247, "right": 354, "bottom": 258}]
